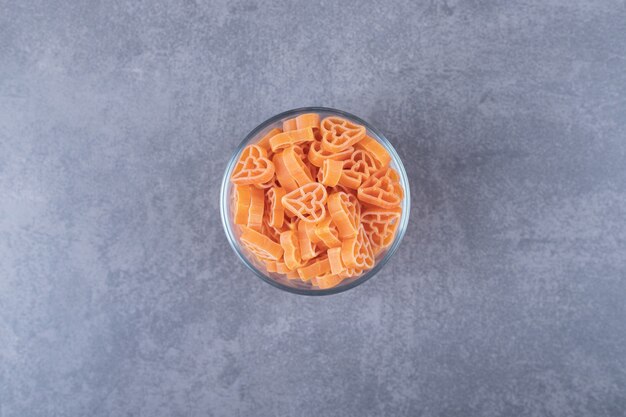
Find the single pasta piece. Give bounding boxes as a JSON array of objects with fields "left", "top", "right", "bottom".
[
  {"left": 233, "top": 185, "right": 251, "bottom": 225},
  {"left": 361, "top": 207, "right": 401, "bottom": 255},
  {"left": 272, "top": 151, "right": 299, "bottom": 192},
  {"left": 231, "top": 145, "right": 275, "bottom": 185},
  {"left": 320, "top": 116, "right": 366, "bottom": 153},
  {"left": 282, "top": 146, "right": 314, "bottom": 187},
  {"left": 295, "top": 113, "right": 320, "bottom": 131},
  {"left": 357, "top": 167, "right": 403, "bottom": 209},
  {"left": 307, "top": 160, "right": 319, "bottom": 181},
  {"left": 297, "top": 220, "right": 323, "bottom": 261},
  {"left": 340, "top": 225, "right": 374, "bottom": 270},
  {"left": 282, "top": 183, "right": 327, "bottom": 223},
  {"left": 292, "top": 144, "right": 307, "bottom": 162},
  {"left": 297, "top": 255, "right": 330, "bottom": 281},
  {"left": 240, "top": 226, "right": 284, "bottom": 261},
  {"left": 247, "top": 187, "right": 265, "bottom": 232},
  {"left": 327, "top": 247, "right": 345, "bottom": 275},
  {"left": 283, "top": 118, "right": 297, "bottom": 131},
  {"left": 317, "top": 159, "right": 344, "bottom": 187},
  {"left": 280, "top": 229, "right": 302, "bottom": 270},
  {"left": 266, "top": 186, "right": 286, "bottom": 228},
  {"left": 356, "top": 226, "right": 375, "bottom": 270}
]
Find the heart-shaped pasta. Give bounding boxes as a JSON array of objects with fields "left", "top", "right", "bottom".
[
  {"left": 320, "top": 117, "right": 366, "bottom": 153},
  {"left": 339, "top": 149, "right": 382, "bottom": 189},
  {"left": 340, "top": 225, "right": 374, "bottom": 270},
  {"left": 281, "top": 183, "right": 328, "bottom": 223},
  {"left": 228, "top": 111, "right": 404, "bottom": 290},
  {"left": 231, "top": 145, "right": 275, "bottom": 185},
  {"left": 361, "top": 208, "right": 401, "bottom": 255},
  {"left": 357, "top": 167, "right": 403, "bottom": 209}
]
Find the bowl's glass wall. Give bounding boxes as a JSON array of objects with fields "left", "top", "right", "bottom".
[{"left": 220, "top": 107, "right": 410, "bottom": 295}]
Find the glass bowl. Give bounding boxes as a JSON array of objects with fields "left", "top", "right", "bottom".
[{"left": 220, "top": 107, "right": 410, "bottom": 295}]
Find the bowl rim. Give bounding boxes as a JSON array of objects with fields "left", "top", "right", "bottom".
[{"left": 220, "top": 106, "right": 410, "bottom": 296}]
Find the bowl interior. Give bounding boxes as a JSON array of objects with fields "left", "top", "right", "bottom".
[{"left": 220, "top": 107, "right": 410, "bottom": 295}]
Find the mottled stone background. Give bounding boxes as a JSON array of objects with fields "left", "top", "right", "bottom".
[{"left": 1, "top": 0, "right": 625, "bottom": 416}]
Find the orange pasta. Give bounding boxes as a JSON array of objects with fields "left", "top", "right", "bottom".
[
  {"left": 282, "top": 182, "right": 327, "bottom": 223},
  {"left": 256, "top": 128, "right": 282, "bottom": 155},
  {"left": 314, "top": 216, "right": 342, "bottom": 248},
  {"left": 327, "top": 192, "right": 359, "bottom": 239},
  {"left": 340, "top": 225, "right": 374, "bottom": 270},
  {"left": 338, "top": 266, "right": 363, "bottom": 279},
  {"left": 338, "top": 149, "right": 381, "bottom": 189},
  {"left": 297, "top": 219, "right": 322, "bottom": 261},
  {"left": 231, "top": 145, "right": 275, "bottom": 185},
  {"left": 327, "top": 247, "right": 345, "bottom": 275},
  {"left": 262, "top": 217, "right": 282, "bottom": 243},
  {"left": 292, "top": 144, "right": 307, "bottom": 162},
  {"left": 361, "top": 207, "right": 401, "bottom": 255},
  {"left": 266, "top": 186, "right": 285, "bottom": 228},
  {"left": 254, "top": 179, "right": 279, "bottom": 190},
  {"left": 317, "top": 159, "right": 344, "bottom": 187},
  {"left": 355, "top": 135, "right": 391, "bottom": 167},
  {"left": 297, "top": 255, "right": 330, "bottom": 281},
  {"left": 320, "top": 117, "right": 366, "bottom": 153},
  {"left": 295, "top": 113, "right": 320, "bottom": 131},
  {"left": 233, "top": 185, "right": 252, "bottom": 225},
  {"left": 285, "top": 269, "right": 300, "bottom": 279},
  {"left": 315, "top": 272, "right": 342, "bottom": 289},
  {"left": 265, "top": 260, "right": 277, "bottom": 273},
  {"left": 302, "top": 220, "right": 320, "bottom": 243},
  {"left": 283, "top": 118, "right": 297, "bottom": 132},
  {"left": 280, "top": 229, "right": 302, "bottom": 270},
  {"left": 269, "top": 128, "right": 315, "bottom": 153},
  {"left": 357, "top": 167, "right": 403, "bottom": 209},
  {"left": 275, "top": 261, "right": 290, "bottom": 274},
  {"left": 272, "top": 151, "right": 298, "bottom": 192},
  {"left": 247, "top": 187, "right": 265, "bottom": 232},
  {"left": 240, "top": 226, "right": 284, "bottom": 261},
  {"left": 230, "top": 112, "right": 404, "bottom": 289},
  {"left": 282, "top": 146, "right": 314, "bottom": 187},
  {"left": 356, "top": 226, "right": 375, "bottom": 270},
  {"left": 308, "top": 140, "right": 353, "bottom": 167},
  {"left": 282, "top": 214, "right": 298, "bottom": 231}
]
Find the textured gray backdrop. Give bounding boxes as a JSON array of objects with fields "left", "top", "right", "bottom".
[{"left": 1, "top": 0, "right": 625, "bottom": 416}]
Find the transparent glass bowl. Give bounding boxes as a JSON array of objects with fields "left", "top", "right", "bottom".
[{"left": 220, "top": 107, "right": 410, "bottom": 295}]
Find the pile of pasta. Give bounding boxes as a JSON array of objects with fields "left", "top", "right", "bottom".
[{"left": 231, "top": 113, "right": 404, "bottom": 289}]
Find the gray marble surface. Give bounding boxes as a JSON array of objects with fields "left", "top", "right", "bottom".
[{"left": 2, "top": 1, "right": 626, "bottom": 416}]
